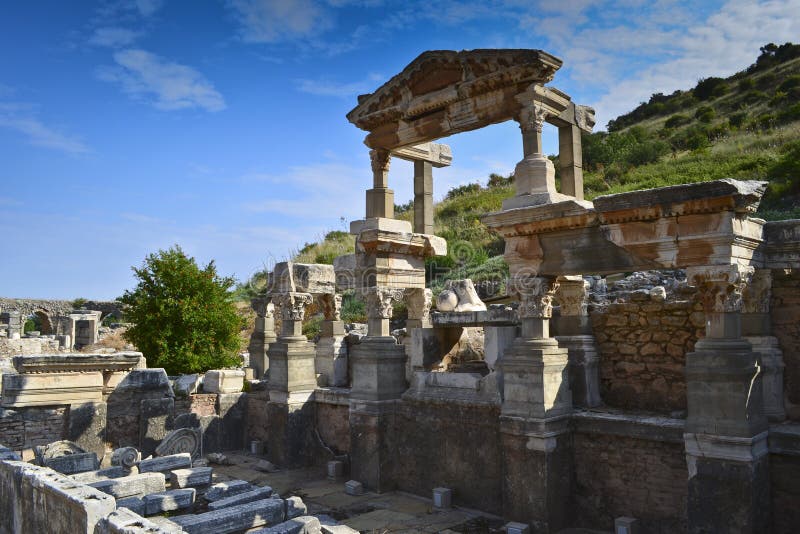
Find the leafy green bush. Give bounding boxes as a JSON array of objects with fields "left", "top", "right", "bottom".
[
  {"left": 340, "top": 291, "right": 366, "bottom": 323},
  {"left": 738, "top": 78, "right": 756, "bottom": 91},
  {"left": 778, "top": 74, "right": 800, "bottom": 92},
  {"left": 693, "top": 77, "right": 727, "bottom": 100},
  {"left": 72, "top": 298, "right": 88, "bottom": 309},
  {"left": 445, "top": 182, "right": 482, "bottom": 200},
  {"left": 119, "top": 245, "right": 243, "bottom": 375},
  {"left": 625, "top": 140, "right": 669, "bottom": 166},
  {"left": 664, "top": 114, "right": 691, "bottom": 129},
  {"left": 695, "top": 106, "right": 716, "bottom": 122},
  {"left": 729, "top": 112, "right": 748, "bottom": 129},
  {"left": 741, "top": 90, "right": 768, "bottom": 105}
]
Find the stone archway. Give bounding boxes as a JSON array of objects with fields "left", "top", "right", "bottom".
[{"left": 33, "top": 311, "right": 53, "bottom": 335}]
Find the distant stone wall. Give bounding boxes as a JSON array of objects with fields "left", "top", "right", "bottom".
[
  {"left": 572, "top": 431, "right": 688, "bottom": 533},
  {"left": 0, "top": 407, "right": 68, "bottom": 452},
  {"left": 589, "top": 288, "right": 704, "bottom": 414},
  {"left": 771, "top": 269, "right": 800, "bottom": 420},
  {"left": 0, "top": 298, "right": 122, "bottom": 321}
]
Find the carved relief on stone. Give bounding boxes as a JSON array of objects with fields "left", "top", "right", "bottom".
[
  {"left": 111, "top": 446, "right": 140, "bottom": 468},
  {"left": 688, "top": 265, "right": 754, "bottom": 313},
  {"left": 370, "top": 148, "right": 391, "bottom": 175},
  {"left": 155, "top": 428, "right": 200, "bottom": 459},
  {"left": 251, "top": 297, "right": 274, "bottom": 318},
  {"left": 742, "top": 269, "right": 772, "bottom": 314},
  {"left": 556, "top": 276, "right": 588, "bottom": 317},
  {"left": 405, "top": 287, "right": 432, "bottom": 322},
  {"left": 511, "top": 275, "right": 559, "bottom": 319},
  {"left": 34, "top": 440, "right": 86, "bottom": 464},
  {"left": 319, "top": 293, "right": 343, "bottom": 321},
  {"left": 362, "top": 287, "right": 404, "bottom": 319},
  {"left": 272, "top": 292, "right": 313, "bottom": 322},
  {"left": 516, "top": 102, "right": 548, "bottom": 134}
]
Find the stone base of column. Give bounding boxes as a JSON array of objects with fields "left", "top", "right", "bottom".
[
  {"left": 554, "top": 335, "right": 601, "bottom": 408},
  {"left": 266, "top": 390, "right": 317, "bottom": 468},
  {"left": 349, "top": 398, "right": 399, "bottom": 493},
  {"left": 267, "top": 337, "right": 317, "bottom": 394},
  {"left": 366, "top": 188, "right": 394, "bottom": 219},
  {"left": 685, "top": 432, "right": 770, "bottom": 533},
  {"left": 315, "top": 336, "right": 348, "bottom": 387},
  {"left": 746, "top": 335, "right": 786, "bottom": 422},
  {"left": 350, "top": 337, "right": 408, "bottom": 402},
  {"left": 500, "top": 416, "right": 572, "bottom": 533}
]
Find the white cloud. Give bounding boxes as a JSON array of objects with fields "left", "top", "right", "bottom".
[
  {"left": 228, "top": 0, "right": 334, "bottom": 43},
  {"left": 296, "top": 72, "right": 383, "bottom": 97},
  {"left": 97, "top": 49, "right": 226, "bottom": 112},
  {"left": 0, "top": 115, "right": 90, "bottom": 154},
  {"left": 89, "top": 27, "right": 142, "bottom": 47}
]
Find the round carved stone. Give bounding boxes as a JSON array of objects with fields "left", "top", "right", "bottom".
[
  {"left": 34, "top": 440, "right": 86, "bottom": 464},
  {"left": 155, "top": 428, "right": 200, "bottom": 459},
  {"left": 111, "top": 446, "right": 141, "bottom": 468}
]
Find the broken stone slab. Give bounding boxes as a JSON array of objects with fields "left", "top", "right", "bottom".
[
  {"left": 138, "top": 453, "right": 192, "bottom": 474},
  {"left": 174, "top": 373, "right": 201, "bottom": 395},
  {"left": 170, "top": 498, "right": 285, "bottom": 534},
  {"left": 116, "top": 496, "right": 146, "bottom": 516},
  {"left": 204, "top": 479, "right": 254, "bottom": 502},
  {"left": 10, "top": 352, "right": 143, "bottom": 373},
  {"left": 170, "top": 466, "right": 213, "bottom": 488},
  {"left": 252, "top": 516, "right": 321, "bottom": 534},
  {"left": 97, "top": 507, "right": 183, "bottom": 533},
  {"left": 436, "top": 279, "right": 486, "bottom": 312},
  {"left": 320, "top": 526, "right": 359, "bottom": 534},
  {"left": 115, "top": 368, "right": 174, "bottom": 396},
  {"left": 207, "top": 486, "right": 274, "bottom": 511},
  {"left": 344, "top": 480, "right": 364, "bottom": 496},
  {"left": 285, "top": 496, "right": 308, "bottom": 519},
  {"left": 0, "top": 444, "right": 21, "bottom": 460},
  {"left": 44, "top": 452, "right": 99, "bottom": 475},
  {"left": 71, "top": 465, "right": 130, "bottom": 483},
  {"left": 111, "top": 446, "right": 141, "bottom": 468},
  {"left": 155, "top": 428, "right": 200, "bottom": 459},
  {"left": 34, "top": 439, "right": 87, "bottom": 464},
  {"left": 272, "top": 262, "right": 336, "bottom": 294},
  {"left": 433, "top": 487, "right": 452, "bottom": 509},
  {"left": 203, "top": 369, "right": 244, "bottom": 394},
  {"left": 144, "top": 487, "right": 196, "bottom": 515},
  {"left": 89, "top": 472, "right": 166, "bottom": 499}
]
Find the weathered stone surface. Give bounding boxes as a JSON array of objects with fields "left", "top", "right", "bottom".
[
  {"left": 138, "top": 453, "right": 191, "bottom": 474},
  {"left": 98, "top": 507, "right": 183, "bottom": 533},
  {"left": 2, "top": 371, "right": 104, "bottom": 407},
  {"left": 10, "top": 352, "right": 142, "bottom": 373},
  {"left": 207, "top": 486, "right": 274, "bottom": 511},
  {"left": 139, "top": 397, "right": 174, "bottom": 457},
  {"left": 170, "top": 466, "right": 212, "bottom": 488},
  {"left": 155, "top": 428, "right": 200, "bottom": 459},
  {"left": 89, "top": 472, "right": 166, "bottom": 499},
  {"left": 115, "top": 496, "right": 146, "bottom": 516},
  {"left": 174, "top": 374, "right": 201, "bottom": 395},
  {"left": 170, "top": 498, "right": 285, "bottom": 534},
  {"left": 435, "top": 280, "right": 487, "bottom": 313},
  {"left": 204, "top": 479, "right": 254, "bottom": 502},
  {"left": 70, "top": 465, "right": 130, "bottom": 483},
  {"left": 111, "top": 447, "right": 141, "bottom": 468},
  {"left": 115, "top": 369, "right": 173, "bottom": 396},
  {"left": 66, "top": 401, "right": 107, "bottom": 459},
  {"left": 43, "top": 451, "right": 99, "bottom": 474},
  {"left": 285, "top": 496, "right": 307, "bottom": 519},
  {"left": 344, "top": 480, "right": 364, "bottom": 496},
  {"left": 320, "top": 525, "right": 358, "bottom": 534},
  {"left": 144, "top": 488, "right": 196, "bottom": 515},
  {"left": 0, "top": 444, "right": 20, "bottom": 461},
  {"left": 272, "top": 262, "right": 336, "bottom": 295},
  {"left": 252, "top": 516, "right": 321, "bottom": 534},
  {"left": 203, "top": 369, "right": 244, "bottom": 394}
]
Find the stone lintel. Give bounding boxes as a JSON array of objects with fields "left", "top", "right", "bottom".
[
  {"left": 271, "top": 262, "right": 336, "bottom": 295},
  {"left": 684, "top": 431, "right": 769, "bottom": 462},
  {"left": 391, "top": 142, "right": 452, "bottom": 167},
  {"left": 431, "top": 306, "right": 518, "bottom": 328},
  {"left": 11, "top": 352, "right": 143, "bottom": 374}
]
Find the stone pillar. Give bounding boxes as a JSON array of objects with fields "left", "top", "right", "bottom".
[
  {"left": 684, "top": 265, "right": 770, "bottom": 534},
  {"left": 742, "top": 269, "right": 785, "bottom": 422},
  {"left": 266, "top": 292, "right": 318, "bottom": 467},
  {"left": 413, "top": 161, "right": 434, "bottom": 234},
  {"left": 249, "top": 297, "right": 277, "bottom": 380},
  {"left": 553, "top": 276, "right": 600, "bottom": 408},
  {"left": 499, "top": 275, "right": 572, "bottom": 533},
  {"left": 404, "top": 287, "right": 432, "bottom": 329},
  {"left": 315, "top": 293, "right": 347, "bottom": 387},
  {"left": 558, "top": 122, "right": 583, "bottom": 200},
  {"left": 349, "top": 287, "right": 406, "bottom": 492},
  {"left": 366, "top": 149, "right": 394, "bottom": 219}
]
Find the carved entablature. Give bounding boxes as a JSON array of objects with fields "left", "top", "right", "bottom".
[
  {"left": 688, "top": 265, "right": 754, "bottom": 313},
  {"left": 347, "top": 49, "right": 566, "bottom": 149},
  {"left": 272, "top": 292, "right": 313, "bottom": 322},
  {"left": 362, "top": 287, "right": 404, "bottom": 320},
  {"left": 250, "top": 297, "right": 274, "bottom": 318},
  {"left": 510, "top": 275, "right": 559, "bottom": 319},
  {"left": 12, "top": 352, "right": 143, "bottom": 374}
]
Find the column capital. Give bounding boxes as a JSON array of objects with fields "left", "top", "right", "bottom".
[
  {"left": 405, "top": 287, "right": 432, "bottom": 327},
  {"left": 318, "top": 293, "right": 342, "bottom": 321},
  {"left": 250, "top": 297, "right": 274, "bottom": 318},
  {"left": 272, "top": 292, "right": 313, "bottom": 322},
  {"left": 556, "top": 275, "right": 587, "bottom": 317},
  {"left": 516, "top": 101, "right": 548, "bottom": 135},
  {"left": 369, "top": 148, "right": 391, "bottom": 175},
  {"left": 511, "top": 275, "right": 559, "bottom": 319},
  {"left": 742, "top": 268, "right": 772, "bottom": 314},
  {"left": 687, "top": 265, "right": 754, "bottom": 313},
  {"left": 362, "top": 287, "right": 404, "bottom": 320}
]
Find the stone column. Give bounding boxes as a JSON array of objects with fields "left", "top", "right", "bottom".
[
  {"left": 558, "top": 122, "right": 584, "bottom": 200},
  {"left": 413, "top": 161, "right": 434, "bottom": 234},
  {"left": 248, "top": 297, "right": 276, "bottom": 380},
  {"left": 553, "top": 275, "right": 600, "bottom": 408},
  {"left": 684, "top": 265, "right": 770, "bottom": 533},
  {"left": 499, "top": 275, "right": 572, "bottom": 533},
  {"left": 266, "top": 291, "right": 318, "bottom": 467},
  {"left": 315, "top": 293, "right": 347, "bottom": 387},
  {"left": 742, "top": 269, "right": 785, "bottom": 422},
  {"left": 349, "top": 287, "right": 407, "bottom": 492},
  {"left": 405, "top": 287, "right": 432, "bottom": 329},
  {"left": 366, "top": 149, "right": 394, "bottom": 219}
]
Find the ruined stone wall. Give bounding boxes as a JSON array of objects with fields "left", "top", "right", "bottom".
[
  {"left": 316, "top": 402, "right": 350, "bottom": 455},
  {"left": 0, "top": 407, "right": 67, "bottom": 452},
  {"left": 771, "top": 452, "right": 800, "bottom": 533},
  {"left": 0, "top": 298, "right": 121, "bottom": 319},
  {"left": 245, "top": 387, "right": 270, "bottom": 445},
  {"left": 571, "top": 431, "right": 688, "bottom": 533},
  {"left": 174, "top": 393, "right": 217, "bottom": 417},
  {"left": 589, "top": 289, "right": 703, "bottom": 414},
  {"left": 770, "top": 269, "right": 800, "bottom": 420},
  {"left": 392, "top": 399, "right": 503, "bottom": 514}
]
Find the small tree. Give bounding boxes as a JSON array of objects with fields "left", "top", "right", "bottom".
[{"left": 119, "top": 245, "right": 243, "bottom": 375}]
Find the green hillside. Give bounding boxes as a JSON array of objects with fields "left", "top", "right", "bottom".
[{"left": 244, "top": 43, "right": 800, "bottom": 299}]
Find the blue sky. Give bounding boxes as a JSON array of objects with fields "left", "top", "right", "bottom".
[{"left": 1, "top": 0, "right": 798, "bottom": 300}]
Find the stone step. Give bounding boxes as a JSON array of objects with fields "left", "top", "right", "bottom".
[
  {"left": 203, "top": 479, "right": 254, "bottom": 502},
  {"left": 88, "top": 472, "right": 166, "bottom": 499},
  {"left": 144, "top": 488, "right": 196, "bottom": 515},
  {"left": 138, "top": 453, "right": 192, "bottom": 474},
  {"left": 170, "top": 498, "right": 285, "bottom": 534},
  {"left": 170, "top": 466, "right": 212, "bottom": 488},
  {"left": 116, "top": 496, "right": 145, "bottom": 516},
  {"left": 207, "top": 486, "right": 274, "bottom": 511}
]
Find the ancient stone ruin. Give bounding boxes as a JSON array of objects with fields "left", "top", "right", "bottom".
[{"left": 2, "top": 48, "right": 800, "bottom": 534}]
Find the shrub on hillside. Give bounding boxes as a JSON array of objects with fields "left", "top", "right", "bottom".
[
  {"left": 664, "top": 114, "right": 691, "bottom": 129},
  {"left": 119, "top": 245, "right": 243, "bottom": 375},
  {"left": 693, "top": 77, "right": 727, "bottom": 100},
  {"left": 695, "top": 106, "right": 716, "bottom": 122},
  {"left": 446, "top": 182, "right": 482, "bottom": 199}
]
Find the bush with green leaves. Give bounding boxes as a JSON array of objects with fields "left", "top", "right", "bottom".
[{"left": 119, "top": 246, "right": 243, "bottom": 375}]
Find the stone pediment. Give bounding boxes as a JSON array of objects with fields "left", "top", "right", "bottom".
[{"left": 346, "top": 49, "right": 563, "bottom": 149}]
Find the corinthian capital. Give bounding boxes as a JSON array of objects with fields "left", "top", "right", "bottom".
[
  {"left": 742, "top": 269, "right": 772, "bottom": 314},
  {"left": 318, "top": 293, "right": 342, "bottom": 321},
  {"left": 362, "top": 287, "right": 404, "bottom": 320},
  {"left": 517, "top": 102, "right": 548, "bottom": 134},
  {"left": 369, "top": 148, "right": 391, "bottom": 175},
  {"left": 556, "top": 276, "right": 588, "bottom": 317},
  {"left": 250, "top": 297, "right": 275, "bottom": 318},
  {"left": 405, "top": 287, "right": 432, "bottom": 323},
  {"left": 688, "top": 265, "right": 754, "bottom": 313},
  {"left": 272, "top": 292, "right": 313, "bottom": 322},
  {"left": 511, "top": 275, "right": 559, "bottom": 319}
]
